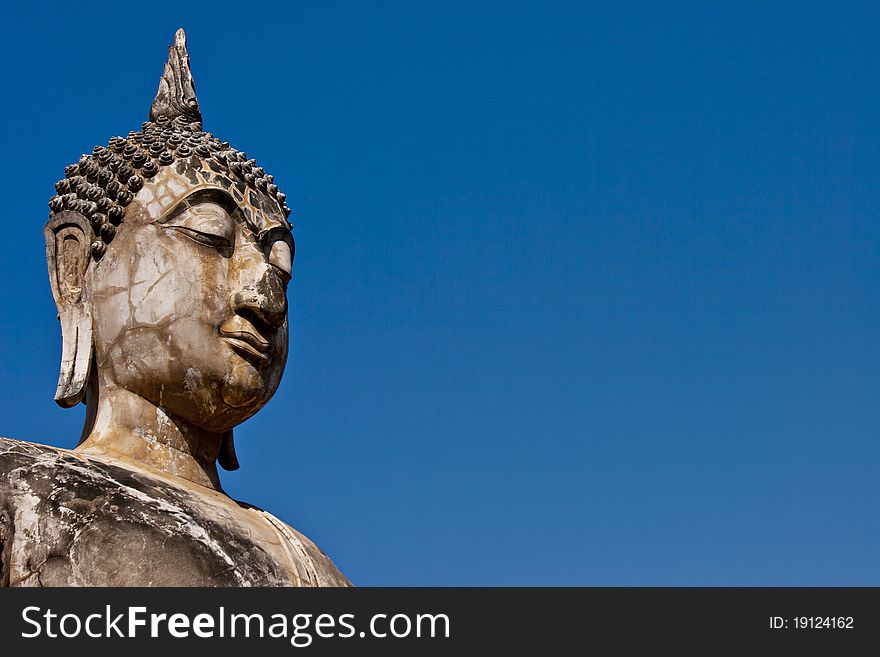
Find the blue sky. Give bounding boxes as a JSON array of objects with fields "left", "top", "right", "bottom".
[{"left": 0, "top": 1, "right": 878, "bottom": 584}]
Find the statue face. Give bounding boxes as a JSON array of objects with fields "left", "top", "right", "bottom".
[{"left": 86, "top": 164, "right": 293, "bottom": 433}]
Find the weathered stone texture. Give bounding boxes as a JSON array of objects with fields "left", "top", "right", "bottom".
[{"left": 0, "top": 438, "right": 349, "bottom": 587}]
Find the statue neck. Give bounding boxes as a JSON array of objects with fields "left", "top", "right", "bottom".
[{"left": 76, "top": 377, "right": 224, "bottom": 491}]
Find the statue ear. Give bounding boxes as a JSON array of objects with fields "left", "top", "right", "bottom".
[
  {"left": 218, "top": 430, "right": 240, "bottom": 471},
  {"left": 44, "top": 211, "right": 95, "bottom": 408}
]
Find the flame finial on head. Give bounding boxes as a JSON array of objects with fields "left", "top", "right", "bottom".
[{"left": 150, "top": 28, "right": 202, "bottom": 127}]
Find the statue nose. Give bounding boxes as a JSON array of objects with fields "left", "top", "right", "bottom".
[{"left": 232, "top": 267, "right": 287, "bottom": 330}]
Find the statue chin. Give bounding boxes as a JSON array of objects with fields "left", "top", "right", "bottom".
[
  {"left": 159, "top": 352, "right": 284, "bottom": 429},
  {"left": 169, "top": 375, "right": 280, "bottom": 433},
  {"left": 222, "top": 362, "right": 270, "bottom": 409}
]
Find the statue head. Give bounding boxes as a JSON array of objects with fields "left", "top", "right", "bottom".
[{"left": 44, "top": 30, "right": 293, "bottom": 481}]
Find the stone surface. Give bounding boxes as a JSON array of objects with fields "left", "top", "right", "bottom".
[
  {"left": 0, "top": 30, "right": 349, "bottom": 586},
  {"left": 0, "top": 438, "right": 348, "bottom": 586}
]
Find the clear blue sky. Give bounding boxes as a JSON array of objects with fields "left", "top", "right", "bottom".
[{"left": 0, "top": 1, "right": 877, "bottom": 585}]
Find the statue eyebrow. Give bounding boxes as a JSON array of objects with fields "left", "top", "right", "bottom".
[{"left": 160, "top": 187, "right": 241, "bottom": 223}]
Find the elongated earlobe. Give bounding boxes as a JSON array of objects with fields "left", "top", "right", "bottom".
[
  {"left": 44, "top": 211, "right": 94, "bottom": 407},
  {"left": 218, "top": 430, "right": 240, "bottom": 471}
]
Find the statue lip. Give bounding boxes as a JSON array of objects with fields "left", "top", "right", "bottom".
[{"left": 218, "top": 318, "right": 274, "bottom": 363}]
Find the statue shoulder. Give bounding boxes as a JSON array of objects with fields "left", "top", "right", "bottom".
[
  {"left": 0, "top": 436, "right": 82, "bottom": 495},
  {"left": 0, "top": 435, "right": 140, "bottom": 507},
  {"left": 0, "top": 435, "right": 69, "bottom": 463},
  {"left": 0, "top": 437, "right": 91, "bottom": 586},
  {"left": 241, "top": 505, "right": 352, "bottom": 587},
  {"left": 0, "top": 438, "right": 30, "bottom": 585}
]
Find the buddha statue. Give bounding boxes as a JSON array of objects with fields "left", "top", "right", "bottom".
[{"left": 0, "top": 29, "right": 350, "bottom": 586}]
